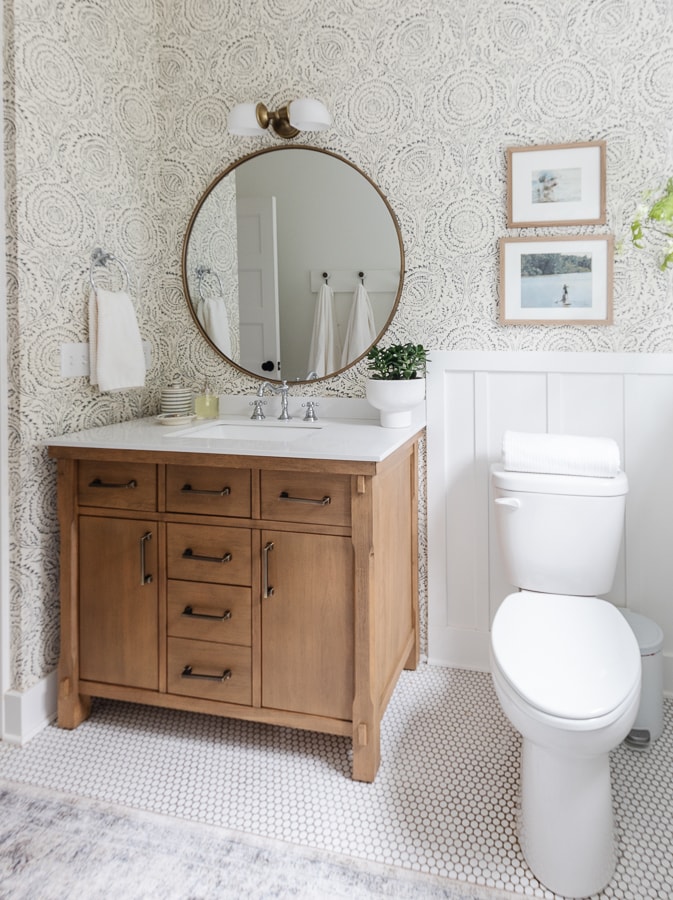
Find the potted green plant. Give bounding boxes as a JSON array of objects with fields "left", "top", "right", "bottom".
[
  {"left": 365, "top": 342, "right": 429, "bottom": 427},
  {"left": 631, "top": 177, "right": 673, "bottom": 271}
]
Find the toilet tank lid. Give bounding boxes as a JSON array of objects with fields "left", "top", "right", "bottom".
[{"left": 491, "top": 464, "right": 628, "bottom": 497}]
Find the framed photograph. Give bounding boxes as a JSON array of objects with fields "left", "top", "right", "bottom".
[
  {"left": 499, "top": 234, "right": 614, "bottom": 325},
  {"left": 506, "top": 141, "right": 606, "bottom": 227}
]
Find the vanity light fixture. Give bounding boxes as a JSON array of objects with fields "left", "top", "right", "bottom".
[{"left": 227, "top": 98, "right": 331, "bottom": 140}]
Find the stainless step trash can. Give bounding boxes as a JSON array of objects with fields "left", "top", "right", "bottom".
[{"left": 619, "top": 608, "right": 664, "bottom": 748}]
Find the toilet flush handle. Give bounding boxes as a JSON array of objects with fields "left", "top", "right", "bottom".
[{"left": 494, "top": 497, "right": 521, "bottom": 509}]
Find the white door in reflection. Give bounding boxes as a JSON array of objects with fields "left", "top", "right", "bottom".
[{"left": 237, "top": 197, "right": 281, "bottom": 377}]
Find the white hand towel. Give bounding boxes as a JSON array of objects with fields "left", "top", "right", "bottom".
[
  {"left": 89, "top": 288, "right": 146, "bottom": 392},
  {"left": 196, "top": 295, "right": 232, "bottom": 358},
  {"left": 502, "top": 431, "right": 621, "bottom": 478},
  {"left": 340, "top": 282, "right": 376, "bottom": 367},
  {"left": 307, "top": 282, "right": 341, "bottom": 378}
]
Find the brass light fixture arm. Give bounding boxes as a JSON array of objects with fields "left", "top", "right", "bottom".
[{"left": 255, "top": 102, "right": 300, "bottom": 140}]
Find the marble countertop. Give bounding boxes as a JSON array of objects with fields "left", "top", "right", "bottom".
[{"left": 47, "top": 398, "right": 425, "bottom": 464}]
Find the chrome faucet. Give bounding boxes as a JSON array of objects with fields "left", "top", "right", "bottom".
[{"left": 256, "top": 380, "right": 292, "bottom": 420}]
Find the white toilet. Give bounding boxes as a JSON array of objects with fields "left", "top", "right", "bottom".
[{"left": 490, "top": 463, "right": 641, "bottom": 899}]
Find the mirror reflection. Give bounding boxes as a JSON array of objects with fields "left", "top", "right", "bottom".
[{"left": 182, "top": 146, "right": 404, "bottom": 382}]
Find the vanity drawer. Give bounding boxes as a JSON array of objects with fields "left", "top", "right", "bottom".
[
  {"left": 167, "top": 580, "right": 251, "bottom": 646},
  {"left": 166, "top": 465, "right": 251, "bottom": 518},
  {"left": 167, "top": 523, "right": 251, "bottom": 585},
  {"left": 261, "top": 471, "right": 351, "bottom": 527},
  {"left": 78, "top": 461, "right": 157, "bottom": 511},
  {"left": 167, "top": 637, "right": 251, "bottom": 705}
]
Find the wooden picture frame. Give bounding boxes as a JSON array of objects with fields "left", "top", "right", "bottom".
[
  {"left": 499, "top": 234, "right": 614, "bottom": 325},
  {"left": 506, "top": 141, "right": 606, "bottom": 228}
]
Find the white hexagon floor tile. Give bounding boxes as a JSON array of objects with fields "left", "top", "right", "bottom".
[{"left": 0, "top": 663, "right": 669, "bottom": 898}]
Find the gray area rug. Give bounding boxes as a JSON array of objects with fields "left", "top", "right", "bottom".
[{"left": 0, "top": 780, "right": 510, "bottom": 900}]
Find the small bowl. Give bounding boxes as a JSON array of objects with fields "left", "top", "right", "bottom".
[{"left": 155, "top": 413, "right": 197, "bottom": 427}]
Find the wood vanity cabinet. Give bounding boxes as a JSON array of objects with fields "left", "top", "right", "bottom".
[{"left": 50, "top": 437, "right": 421, "bottom": 782}]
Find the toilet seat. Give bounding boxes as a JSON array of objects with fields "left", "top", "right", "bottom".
[{"left": 491, "top": 591, "right": 641, "bottom": 720}]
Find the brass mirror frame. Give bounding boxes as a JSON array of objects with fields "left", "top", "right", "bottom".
[{"left": 181, "top": 144, "right": 405, "bottom": 383}]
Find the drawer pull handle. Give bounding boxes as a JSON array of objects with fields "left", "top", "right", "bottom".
[
  {"left": 181, "top": 665, "right": 232, "bottom": 683},
  {"left": 181, "top": 484, "right": 231, "bottom": 497},
  {"left": 89, "top": 477, "right": 137, "bottom": 490},
  {"left": 262, "top": 541, "right": 275, "bottom": 599},
  {"left": 279, "top": 491, "right": 331, "bottom": 506},
  {"left": 139, "top": 531, "right": 153, "bottom": 585},
  {"left": 182, "top": 548, "right": 233, "bottom": 564},
  {"left": 181, "top": 605, "right": 232, "bottom": 622}
]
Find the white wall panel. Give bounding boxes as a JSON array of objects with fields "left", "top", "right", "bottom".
[{"left": 427, "top": 352, "right": 673, "bottom": 695}]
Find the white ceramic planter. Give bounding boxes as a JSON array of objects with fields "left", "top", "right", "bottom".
[{"left": 365, "top": 377, "right": 425, "bottom": 428}]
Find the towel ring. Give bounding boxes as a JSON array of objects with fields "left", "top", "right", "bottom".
[
  {"left": 195, "top": 266, "right": 223, "bottom": 302},
  {"left": 89, "top": 247, "right": 130, "bottom": 292}
]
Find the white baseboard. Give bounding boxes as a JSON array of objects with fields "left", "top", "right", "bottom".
[
  {"left": 3, "top": 669, "right": 57, "bottom": 744},
  {"left": 426, "top": 628, "right": 490, "bottom": 673}
]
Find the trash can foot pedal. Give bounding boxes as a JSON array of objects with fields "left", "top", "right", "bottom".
[{"left": 625, "top": 728, "right": 650, "bottom": 749}]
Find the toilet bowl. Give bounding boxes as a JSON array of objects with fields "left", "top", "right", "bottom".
[
  {"left": 491, "top": 592, "right": 641, "bottom": 898},
  {"left": 492, "top": 590, "right": 641, "bottom": 896},
  {"left": 490, "top": 456, "right": 641, "bottom": 898}
]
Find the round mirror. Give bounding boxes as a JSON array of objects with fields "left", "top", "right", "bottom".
[{"left": 181, "top": 146, "right": 404, "bottom": 383}]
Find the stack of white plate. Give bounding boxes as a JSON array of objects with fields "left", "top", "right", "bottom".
[{"left": 160, "top": 384, "right": 193, "bottom": 416}]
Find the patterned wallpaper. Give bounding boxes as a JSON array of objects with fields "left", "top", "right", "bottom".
[{"left": 3, "top": 0, "right": 672, "bottom": 690}]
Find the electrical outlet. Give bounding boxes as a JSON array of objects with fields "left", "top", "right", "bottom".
[
  {"left": 142, "top": 341, "right": 152, "bottom": 369},
  {"left": 60, "top": 343, "right": 90, "bottom": 377}
]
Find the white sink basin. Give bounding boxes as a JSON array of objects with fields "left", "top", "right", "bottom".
[{"left": 165, "top": 418, "right": 323, "bottom": 443}]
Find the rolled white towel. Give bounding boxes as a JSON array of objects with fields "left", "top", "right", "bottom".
[{"left": 502, "top": 430, "right": 621, "bottom": 478}]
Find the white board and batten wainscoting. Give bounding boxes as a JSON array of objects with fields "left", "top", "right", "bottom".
[{"left": 427, "top": 351, "right": 673, "bottom": 696}]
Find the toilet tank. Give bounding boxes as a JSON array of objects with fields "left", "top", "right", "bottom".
[{"left": 491, "top": 464, "right": 628, "bottom": 596}]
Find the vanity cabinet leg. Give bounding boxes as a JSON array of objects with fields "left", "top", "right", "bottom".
[
  {"left": 55, "top": 458, "right": 91, "bottom": 729},
  {"left": 57, "top": 674, "right": 91, "bottom": 729},
  {"left": 352, "top": 717, "right": 380, "bottom": 783}
]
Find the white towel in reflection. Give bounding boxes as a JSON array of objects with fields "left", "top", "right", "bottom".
[
  {"left": 307, "top": 282, "right": 341, "bottom": 377},
  {"left": 502, "top": 430, "right": 621, "bottom": 478},
  {"left": 196, "top": 295, "right": 232, "bottom": 358},
  {"left": 340, "top": 282, "right": 376, "bottom": 367},
  {"left": 88, "top": 288, "right": 145, "bottom": 392}
]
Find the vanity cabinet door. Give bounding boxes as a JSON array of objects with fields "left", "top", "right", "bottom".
[
  {"left": 78, "top": 516, "right": 159, "bottom": 690},
  {"left": 261, "top": 529, "right": 354, "bottom": 720}
]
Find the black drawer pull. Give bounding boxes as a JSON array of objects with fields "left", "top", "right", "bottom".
[
  {"left": 89, "top": 478, "right": 137, "bottom": 489},
  {"left": 181, "top": 484, "right": 231, "bottom": 497},
  {"left": 182, "top": 548, "right": 232, "bottom": 564},
  {"left": 279, "top": 491, "right": 331, "bottom": 506},
  {"left": 181, "top": 605, "right": 232, "bottom": 622},
  {"left": 181, "top": 665, "right": 232, "bottom": 683}
]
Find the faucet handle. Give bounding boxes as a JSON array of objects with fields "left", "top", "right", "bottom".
[
  {"left": 302, "top": 401, "right": 319, "bottom": 422},
  {"left": 250, "top": 398, "right": 266, "bottom": 420}
]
